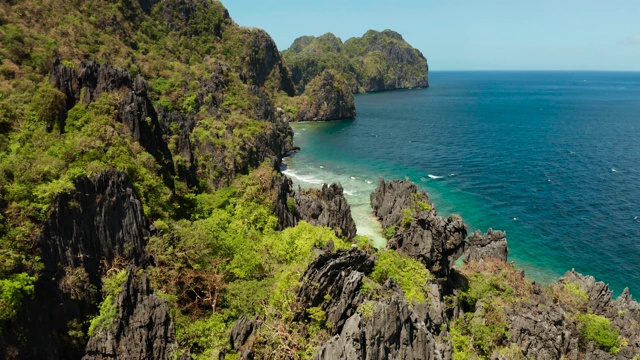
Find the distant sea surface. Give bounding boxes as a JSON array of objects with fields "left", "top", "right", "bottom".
[{"left": 283, "top": 71, "right": 640, "bottom": 296}]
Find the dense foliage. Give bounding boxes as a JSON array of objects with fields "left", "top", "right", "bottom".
[{"left": 0, "top": 1, "right": 632, "bottom": 359}]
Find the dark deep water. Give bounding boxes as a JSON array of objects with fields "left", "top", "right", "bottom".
[{"left": 284, "top": 71, "right": 640, "bottom": 296}]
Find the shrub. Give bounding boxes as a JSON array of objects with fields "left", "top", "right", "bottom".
[
  {"left": 286, "top": 197, "right": 296, "bottom": 213},
  {"left": 88, "top": 269, "right": 128, "bottom": 336},
  {"left": 459, "top": 272, "right": 515, "bottom": 311},
  {"left": 383, "top": 225, "right": 396, "bottom": 240},
  {"left": 0, "top": 272, "right": 36, "bottom": 327},
  {"left": 370, "top": 250, "right": 432, "bottom": 303},
  {"left": 576, "top": 313, "right": 622, "bottom": 354},
  {"left": 29, "top": 81, "right": 66, "bottom": 132},
  {"left": 356, "top": 302, "right": 375, "bottom": 320}
]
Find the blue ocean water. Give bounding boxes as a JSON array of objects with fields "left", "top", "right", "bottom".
[{"left": 283, "top": 71, "right": 640, "bottom": 296}]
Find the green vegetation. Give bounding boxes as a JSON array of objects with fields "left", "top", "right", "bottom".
[
  {"left": 576, "top": 313, "right": 622, "bottom": 354},
  {"left": 282, "top": 30, "right": 428, "bottom": 94},
  {"left": 450, "top": 260, "right": 535, "bottom": 359},
  {"left": 88, "top": 269, "right": 128, "bottom": 336},
  {"left": 370, "top": 250, "right": 433, "bottom": 303},
  {"left": 383, "top": 225, "right": 396, "bottom": 239},
  {"left": 548, "top": 281, "right": 589, "bottom": 312},
  {"left": 0, "top": 272, "right": 35, "bottom": 328}
]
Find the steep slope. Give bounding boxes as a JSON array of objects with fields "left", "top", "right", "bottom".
[
  {"left": 0, "top": 0, "right": 337, "bottom": 358},
  {"left": 283, "top": 30, "right": 429, "bottom": 94},
  {"left": 227, "top": 178, "right": 640, "bottom": 360}
]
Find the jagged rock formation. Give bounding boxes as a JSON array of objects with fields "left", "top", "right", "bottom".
[
  {"left": 83, "top": 269, "right": 176, "bottom": 360},
  {"left": 289, "top": 70, "right": 356, "bottom": 122},
  {"left": 272, "top": 174, "right": 300, "bottom": 230},
  {"left": 0, "top": 171, "right": 156, "bottom": 359},
  {"left": 241, "top": 28, "right": 296, "bottom": 96},
  {"left": 282, "top": 30, "right": 429, "bottom": 94},
  {"left": 561, "top": 271, "right": 640, "bottom": 359},
  {"left": 229, "top": 315, "right": 260, "bottom": 357},
  {"left": 462, "top": 228, "right": 508, "bottom": 263},
  {"left": 370, "top": 177, "right": 431, "bottom": 229},
  {"left": 271, "top": 175, "right": 357, "bottom": 239},
  {"left": 295, "top": 183, "right": 357, "bottom": 239},
  {"left": 372, "top": 178, "right": 466, "bottom": 276},
  {"left": 294, "top": 250, "right": 375, "bottom": 333},
  {"left": 50, "top": 59, "right": 175, "bottom": 179},
  {"left": 502, "top": 280, "right": 579, "bottom": 359},
  {"left": 316, "top": 278, "right": 452, "bottom": 360}
]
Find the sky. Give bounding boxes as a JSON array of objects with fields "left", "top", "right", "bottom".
[{"left": 223, "top": 0, "right": 640, "bottom": 71}]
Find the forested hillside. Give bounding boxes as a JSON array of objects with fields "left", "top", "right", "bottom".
[
  {"left": 1, "top": 1, "right": 638, "bottom": 360},
  {"left": 282, "top": 30, "right": 429, "bottom": 94}
]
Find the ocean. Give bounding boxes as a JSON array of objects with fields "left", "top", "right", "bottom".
[{"left": 282, "top": 71, "right": 640, "bottom": 296}]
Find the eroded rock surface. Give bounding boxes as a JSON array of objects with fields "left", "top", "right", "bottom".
[
  {"left": 315, "top": 279, "right": 452, "bottom": 360},
  {"left": 294, "top": 249, "right": 375, "bottom": 334},
  {"left": 295, "top": 183, "right": 357, "bottom": 239},
  {"left": 462, "top": 228, "right": 508, "bottom": 263},
  {"left": 0, "top": 171, "right": 153, "bottom": 359},
  {"left": 83, "top": 269, "right": 176, "bottom": 360}
]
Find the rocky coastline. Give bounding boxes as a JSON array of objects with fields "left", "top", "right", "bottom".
[{"left": 0, "top": 0, "right": 637, "bottom": 359}]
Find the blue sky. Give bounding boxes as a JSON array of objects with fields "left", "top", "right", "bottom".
[{"left": 223, "top": 0, "right": 640, "bottom": 71}]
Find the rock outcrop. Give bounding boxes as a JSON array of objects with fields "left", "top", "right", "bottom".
[
  {"left": 271, "top": 175, "right": 357, "bottom": 238},
  {"left": 372, "top": 178, "right": 466, "bottom": 276},
  {"left": 315, "top": 278, "right": 452, "bottom": 360},
  {"left": 241, "top": 28, "right": 296, "bottom": 96},
  {"left": 290, "top": 70, "right": 356, "bottom": 122},
  {"left": 83, "top": 269, "right": 176, "bottom": 360},
  {"left": 294, "top": 250, "right": 375, "bottom": 334},
  {"left": 370, "top": 177, "right": 430, "bottom": 229},
  {"left": 0, "top": 171, "right": 154, "bottom": 359},
  {"left": 50, "top": 59, "right": 176, "bottom": 185},
  {"left": 295, "top": 183, "right": 357, "bottom": 239},
  {"left": 503, "top": 285, "right": 579, "bottom": 359},
  {"left": 388, "top": 211, "right": 467, "bottom": 277},
  {"left": 283, "top": 30, "right": 429, "bottom": 94},
  {"left": 462, "top": 228, "right": 508, "bottom": 263},
  {"left": 229, "top": 315, "right": 260, "bottom": 356}
]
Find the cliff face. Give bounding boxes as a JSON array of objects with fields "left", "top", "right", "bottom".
[
  {"left": 287, "top": 70, "right": 356, "bottom": 122},
  {"left": 83, "top": 269, "right": 176, "bottom": 360},
  {"left": 0, "top": 171, "right": 175, "bottom": 359},
  {"left": 282, "top": 30, "right": 429, "bottom": 94}
]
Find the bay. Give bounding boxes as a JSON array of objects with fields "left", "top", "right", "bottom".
[{"left": 283, "top": 71, "right": 640, "bottom": 295}]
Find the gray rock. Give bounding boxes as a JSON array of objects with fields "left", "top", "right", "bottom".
[
  {"left": 388, "top": 211, "right": 467, "bottom": 277},
  {"left": 462, "top": 229, "right": 508, "bottom": 263},
  {"left": 295, "top": 249, "right": 375, "bottom": 334},
  {"left": 315, "top": 278, "right": 452, "bottom": 360},
  {"left": 50, "top": 59, "right": 175, "bottom": 180},
  {"left": 0, "top": 171, "right": 153, "bottom": 359},
  {"left": 372, "top": 177, "right": 466, "bottom": 276},
  {"left": 371, "top": 177, "right": 430, "bottom": 229},
  {"left": 83, "top": 269, "right": 177, "bottom": 359},
  {"left": 295, "top": 183, "right": 357, "bottom": 239}
]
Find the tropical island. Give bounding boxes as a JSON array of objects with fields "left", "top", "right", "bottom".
[{"left": 0, "top": 1, "right": 638, "bottom": 359}]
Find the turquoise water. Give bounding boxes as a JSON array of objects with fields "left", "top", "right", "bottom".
[{"left": 283, "top": 71, "right": 640, "bottom": 296}]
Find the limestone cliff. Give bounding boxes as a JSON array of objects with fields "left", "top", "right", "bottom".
[
  {"left": 286, "top": 70, "right": 356, "bottom": 122},
  {"left": 283, "top": 30, "right": 429, "bottom": 94},
  {"left": 0, "top": 171, "right": 177, "bottom": 359}
]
